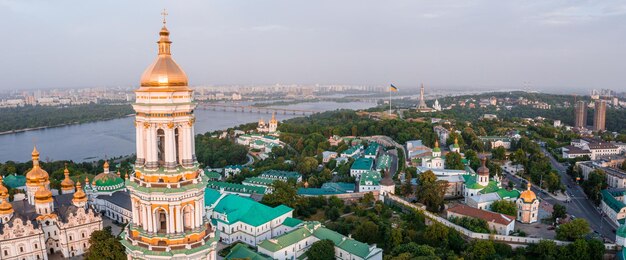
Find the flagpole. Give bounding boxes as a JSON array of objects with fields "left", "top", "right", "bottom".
[{"left": 389, "top": 86, "right": 391, "bottom": 115}]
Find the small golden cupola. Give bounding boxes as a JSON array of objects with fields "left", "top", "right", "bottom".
[
  {"left": 0, "top": 175, "right": 9, "bottom": 200},
  {"left": 0, "top": 197, "right": 14, "bottom": 223},
  {"left": 138, "top": 16, "right": 189, "bottom": 91},
  {"left": 26, "top": 146, "right": 50, "bottom": 186},
  {"left": 72, "top": 182, "right": 88, "bottom": 207},
  {"left": 519, "top": 182, "right": 537, "bottom": 203},
  {"left": 60, "top": 163, "right": 75, "bottom": 194},
  {"left": 34, "top": 182, "right": 53, "bottom": 204}
]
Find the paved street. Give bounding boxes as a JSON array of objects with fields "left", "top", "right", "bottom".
[{"left": 540, "top": 148, "right": 617, "bottom": 241}]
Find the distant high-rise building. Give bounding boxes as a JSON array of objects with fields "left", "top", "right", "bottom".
[
  {"left": 574, "top": 100, "right": 587, "bottom": 129},
  {"left": 594, "top": 100, "right": 607, "bottom": 131}
]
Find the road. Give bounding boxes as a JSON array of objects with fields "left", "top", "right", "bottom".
[{"left": 540, "top": 148, "right": 617, "bottom": 241}]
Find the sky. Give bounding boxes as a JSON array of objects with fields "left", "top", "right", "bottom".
[{"left": 1, "top": 0, "right": 625, "bottom": 92}]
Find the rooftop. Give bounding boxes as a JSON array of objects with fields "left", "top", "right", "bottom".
[
  {"left": 351, "top": 157, "right": 374, "bottom": 171},
  {"left": 214, "top": 194, "right": 292, "bottom": 227},
  {"left": 602, "top": 189, "right": 626, "bottom": 213},
  {"left": 207, "top": 181, "right": 266, "bottom": 195},
  {"left": 448, "top": 204, "right": 514, "bottom": 225}
]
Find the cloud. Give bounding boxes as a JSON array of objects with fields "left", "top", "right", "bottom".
[{"left": 536, "top": 2, "right": 626, "bottom": 25}]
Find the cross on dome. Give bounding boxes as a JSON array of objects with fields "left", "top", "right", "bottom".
[{"left": 161, "top": 8, "right": 168, "bottom": 25}]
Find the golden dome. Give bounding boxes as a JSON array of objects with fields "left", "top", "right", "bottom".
[
  {"left": 103, "top": 160, "right": 110, "bottom": 170},
  {"left": 26, "top": 146, "right": 49, "bottom": 185},
  {"left": 519, "top": 182, "right": 537, "bottom": 203},
  {"left": 0, "top": 198, "right": 13, "bottom": 215},
  {"left": 138, "top": 25, "right": 190, "bottom": 91},
  {"left": 34, "top": 183, "right": 53, "bottom": 204},
  {"left": 0, "top": 176, "right": 8, "bottom": 199},
  {"left": 73, "top": 182, "right": 87, "bottom": 203},
  {"left": 60, "top": 164, "right": 75, "bottom": 190}
]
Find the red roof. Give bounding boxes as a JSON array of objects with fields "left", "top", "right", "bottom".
[{"left": 447, "top": 204, "right": 514, "bottom": 225}]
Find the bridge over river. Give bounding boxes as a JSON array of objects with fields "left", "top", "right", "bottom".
[{"left": 196, "top": 103, "right": 318, "bottom": 115}]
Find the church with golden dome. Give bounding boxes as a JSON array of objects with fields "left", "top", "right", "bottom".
[
  {"left": 0, "top": 147, "right": 102, "bottom": 259},
  {"left": 516, "top": 182, "right": 539, "bottom": 224},
  {"left": 119, "top": 14, "right": 218, "bottom": 259}
]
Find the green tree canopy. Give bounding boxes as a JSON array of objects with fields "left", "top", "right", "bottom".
[
  {"left": 85, "top": 226, "right": 126, "bottom": 260},
  {"left": 444, "top": 152, "right": 465, "bottom": 170},
  {"left": 415, "top": 170, "right": 447, "bottom": 212},
  {"left": 490, "top": 200, "right": 517, "bottom": 216},
  {"left": 305, "top": 239, "right": 335, "bottom": 260},
  {"left": 556, "top": 218, "right": 590, "bottom": 241}
]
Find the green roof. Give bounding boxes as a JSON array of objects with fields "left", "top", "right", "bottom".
[
  {"left": 282, "top": 217, "right": 303, "bottom": 227},
  {"left": 359, "top": 170, "right": 381, "bottom": 186},
  {"left": 243, "top": 177, "right": 276, "bottom": 186},
  {"left": 479, "top": 181, "right": 500, "bottom": 194},
  {"left": 205, "top": 171, "right": 222, "bottom": 180},
  {"left": 204, "top": 188, "right": 222, "bottom": 207},
  {"left": 258, "top": 222, "right": 317, "bottom": 252},
  {"left": 298, "top": 182, "right": 355, "bottom": 196},
  {"left": 602, "top": 189, "right": 626, "bottom": 213},
  {"left": 376, "top": 154, "right": 391, "bottom": 170},
  {"left": 257, "top": 222, "right": 377, "bottom": 258},
  {"left": 207, "top": 181, "right": 266, "bottom": 195},
  {"left": 364, "top": 143, "right": 379, "bottom": 156},
  {"left": 351, "top": 157, "right": 373, "bottom": 171},
  {"left": 225, "top": 165, "right": 244, "bottom": 170},
  {"left": 3, "top": 174, "right": 25, "bottom": 188},
  {"left": 260, "top": 170, "right": 301, "bottom": 180},
  {"left": 342, "top": 145, "right": 363, "bottom": 156},
  {"left": 225, "top": 243, "right": 272, "bottom": 260},
  {"left": 496, "top": 189, "right": 521, "bottom": 199},
  {"left": 462, "top": 174, "right": 485, "bottom": 190},
  {"left": 94, "top": 172, "right": 124, "bottom": 187},
  {"left": 313, "top": 227, "right": 373, "bottom": 258},
  {"left": 213, "top": 194, "right": 293, "bottom": 227}
]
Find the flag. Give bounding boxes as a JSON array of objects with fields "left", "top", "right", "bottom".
[{"left": 390, "top": 84, "right": 398, "bottom": 92}]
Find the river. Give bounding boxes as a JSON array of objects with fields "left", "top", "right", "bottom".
[{"left": 0, "top": 101, "right": 376, "bottom": 162}]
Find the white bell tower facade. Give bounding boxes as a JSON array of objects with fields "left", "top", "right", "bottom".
[{"left": 121, "top": 13, "right": 217, "bottom": 260}]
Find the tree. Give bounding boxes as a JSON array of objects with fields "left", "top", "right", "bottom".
[
  {"left": 552, "top": 204, "right": 567, "bottom": 221},
  {"left": 85, "top": 226, "right": 126, "bottom": 260},
  {"left": 492, "top": 146, "right": 506, "bottom": 160},
  {"left": 444, "top": 152, "right": 465, "bottom": 170},
  {"left": 464, "top": 240, "right": 496, "bottom": 260},
  {"left": 325, "top": 206, "right": 340, "bottom": 221},
  {"left": 403, "top": 171, "right": 413, "bottom": 196},
  {"left": 582, "top": 169, "right": 607, "bottom": 205},
  {"left": 622, "top": 159, "right": 626, "bottom": 171},
  {"left": 423, "top": 222, "right": 448, "bottom": 247},
  {"left": 296, "top": 156, "right": 319, "bottom": 176},
  {"left": 556, "top": 218, "right": 590, "bottom": 241},
  {"left": 261, "top": 180, "right": 298, "bottom": 208},
  {"left": 305, "top": 239, "right": 335, "bottom": 260},
  {"left": 353, "top": 220, "right": 379, "bottom": 244},
  {"left": 415, "top": 170, "right": 447, "bottom": 212},
  {"left": 490, "top": 200, "right": 517, "bottom": 216}
]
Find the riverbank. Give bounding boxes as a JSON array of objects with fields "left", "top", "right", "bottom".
[{"left": 0, "top": 114, "right": 135, "bottom": 136}]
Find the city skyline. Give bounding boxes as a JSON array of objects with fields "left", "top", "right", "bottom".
[{"left": 1, "top": 0, "right": 625, "bottom": 91}]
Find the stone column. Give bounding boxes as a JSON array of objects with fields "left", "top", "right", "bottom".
[
  {"left": 132, "top": 203, "right": 138, "bottom": 225},
  {"left": 164, "top": 127, "right": 176, "bottom": 169},
  {"left": 175, "top": 205, "right": 182, "bottom": 232},
  {"left": 135, "top": 122, "right": 145, "bottom": 165},
  {"left": 191, "top": 124, "right": 196, "bottom": 161},
  {"left": 168, "top": 205, "right": 175, "bottom": 233},
  {"left": 146, "top": 205, "right": 153, "bottom": 232},
  {"left": 141, "top": 204, "right": 148, "bottom": 230}
]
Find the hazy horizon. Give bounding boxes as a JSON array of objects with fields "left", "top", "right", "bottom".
[{"left": 1, "top": 0, "right": 625, "bottom": 92}]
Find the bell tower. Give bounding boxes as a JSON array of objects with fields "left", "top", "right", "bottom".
[{"left": 121, "top": 12, "right": 217, "bottom": 260}]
